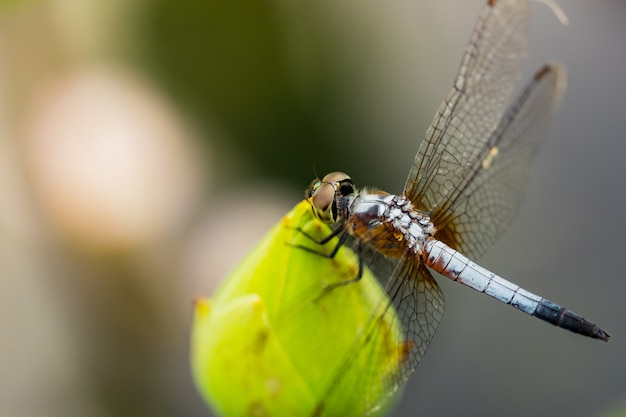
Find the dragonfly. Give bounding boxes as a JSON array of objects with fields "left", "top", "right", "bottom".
[{"left": 299, "top": 0, "right": 610, "bottom": 415}]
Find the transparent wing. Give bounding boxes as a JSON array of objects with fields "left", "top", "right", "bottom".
[
  {"left": 374, "top": 263, "right": 444, "bottom": 399},
  {"left": 404, "top": 0, "right": 530, "bottom": 215},
  {"left": 431, "top": 64, "right": 566, "bottom": 258},
  {"left": 315, "top": 252, "right": 445, "bottom": 416}
]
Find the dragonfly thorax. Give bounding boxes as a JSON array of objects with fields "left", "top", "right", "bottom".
[{"left": 347, "top": 192, "right": 435, "bottom": 259}]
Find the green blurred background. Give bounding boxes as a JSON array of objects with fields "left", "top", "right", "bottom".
[{"left": 0, "top": 0, "right": 625, "bottom": 416}]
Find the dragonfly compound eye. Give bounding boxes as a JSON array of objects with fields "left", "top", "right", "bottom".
[
  {"left": 309, "top": 172, "right": 354, "bottom": 223},
  {"left": 310, "top": 182, "right": 337, "bottom": 224},
  {"left": 321, "top": 171, "right": 351, "bottom": 185},
  {"left": 305, "top": 179, "right": 322, "bottom": 199}
]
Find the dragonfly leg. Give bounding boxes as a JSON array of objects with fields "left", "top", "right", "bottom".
[
  {"left": 314, "top": 241, "right": 365, "bottom": 303},
  {"left": 288, "top": 226, "right": 366, "bottom": 301},
  {"left": 287, "top": 224, "right": 347, "bottom": 258}
]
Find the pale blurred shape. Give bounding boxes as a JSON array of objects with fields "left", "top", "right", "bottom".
[
  {"left": 21, "top": 67, "right": 204, "bottom": 251},
  {"left": 183, "top": 185, "right": 295, "bottom": 299}
]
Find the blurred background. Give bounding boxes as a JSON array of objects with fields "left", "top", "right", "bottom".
[{"left": 0, "top": 0, "right": 625, "bottom": 416}]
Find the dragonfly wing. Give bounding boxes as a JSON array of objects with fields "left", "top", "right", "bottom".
[
  {"left": 314, "top": 256, "right": 445, "bottom": 416},
  {"left": 386, "top": 263, "right": 445, "bottom": 384},
  {"left": 404, "top": 0, "right": 529, "bottom": 215},
  {"left": 431, "top": 64, "right": 566, "bottom": 258}
]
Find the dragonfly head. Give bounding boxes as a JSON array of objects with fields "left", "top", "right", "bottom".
[{"left": 306, "top": 172, "right": 355, "bottom": 224}]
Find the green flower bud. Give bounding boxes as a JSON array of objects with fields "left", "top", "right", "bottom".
[{"left": 192, "top": 201, "right": 403, "bottom": 417}]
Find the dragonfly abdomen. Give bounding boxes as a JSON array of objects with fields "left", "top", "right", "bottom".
[
  {"left": 423, "top": 238, "right": 610, "bottom": 341},
  {"left": 533, "top": 299, "right": 610, "bottom": 341}
]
